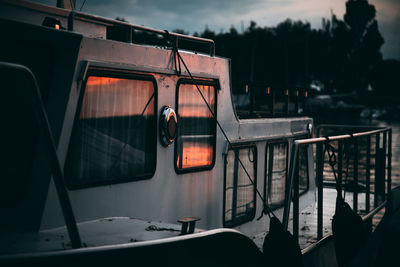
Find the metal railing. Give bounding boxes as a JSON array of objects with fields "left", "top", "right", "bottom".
[
  {"left": 283, "top": 125, "right": 392, "bottom": 245},
  {"left": 0, "top": 62, "right": 82, "bottom": 248},
  {"left": 68, "top": 11, "right": 216, "bottom": 56}
]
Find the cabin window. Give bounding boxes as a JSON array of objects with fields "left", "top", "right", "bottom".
[
  {"left": 65, "top": 72, "right": 157, "bottom": 188},
  {"left": 265, "top": 141, "right": 288, "bottom": 209},
  {"left": 175, "top": 80, "right": 216, "bottom": 172},
  {"left": 224, "top": 146, "right": 257, "bottom": 227}
]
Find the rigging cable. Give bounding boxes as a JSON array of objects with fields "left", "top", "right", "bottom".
[
  {"left": 79, "top": 0, "right": 87, "bottom": 11},
  {"left": 167, "top": 32, "right": 276, "bottom": 219}
]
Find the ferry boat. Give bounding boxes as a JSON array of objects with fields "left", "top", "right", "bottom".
[{"left": 0, "top": 1, "right": 397, "bottom": 266}]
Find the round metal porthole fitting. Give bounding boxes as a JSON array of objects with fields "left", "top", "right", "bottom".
[{"left": 159, "top": 105, "right": 178, "bottom": 147}]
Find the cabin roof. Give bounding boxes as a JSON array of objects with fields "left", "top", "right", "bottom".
[{"left": 2, "top": 0, "right": 216, "bottom": 57}]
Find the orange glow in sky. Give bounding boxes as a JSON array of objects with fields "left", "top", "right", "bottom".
[
  {"left": 178, "top": 84, "right": 215, "bottom": 118},
  {"left": 80, "top": 76, "right": 154, "bottom": 119},
  {"left": 179, "top": 105, "right": 213, "bottom": 118},
  {"left": 85, "top": 76, "right": 125, "bottom": 87},
  {"left": 177, "top": 144, "right": 213, "bottom": 168}
]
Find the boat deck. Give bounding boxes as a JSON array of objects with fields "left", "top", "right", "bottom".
[
  {"left": 251, "top": 187, "right": 384, "bottom": 250},
  {"left": 293, "top": 187, "right": 383, "bottom": 249}
]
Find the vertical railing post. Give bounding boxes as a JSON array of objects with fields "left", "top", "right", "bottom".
[
  {"left": 383, "top": 132, "right": 387, "bottom": 199},
  {"left": 283, "top": 142, "right": 299, "bottom": 231},
  {"left": 293, "top": 150, "right": 299, "bottom": 244},
  {"left": 316, "top": 142, "right": 324, "bottom": 240},
  {"left": 286, "top": 89, "right": 290, "bottom": 115},
  {"left": 271, "top": 90, "right": 275, "bottom": 117},
  {"left": 366, "top": 136, "right": 371, "bottom": 213},
  {"left": 388, "top": 129, "right": 392, "bottom": 194},
  {"left": 353, "top": 137, "right": 358, "bottom": 212},
  {"left": 338, "top": 140, "right": 343, "bottom": 193},
  {"left": 375, "top": 133, "right": 385, "bottom": 206},
  {"left": 250, "top": 84, "right": 255, "bottom": 115},
  {"left": 232, "top": 150, "right": 239, "bottom": 221}
]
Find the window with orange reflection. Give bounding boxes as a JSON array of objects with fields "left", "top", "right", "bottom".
[
  {"left": 175, "top": 80, "right": 216, "bottom": 172},
  {"left": 65, "top": 73, "right": 156, "bottom": 189}
]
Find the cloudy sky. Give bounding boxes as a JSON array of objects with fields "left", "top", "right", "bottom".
[{"left": 33, "top": 0, "right": 399, "bottom": 60}]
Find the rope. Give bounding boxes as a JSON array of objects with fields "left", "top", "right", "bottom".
[
  {"left": 323, "top": 136, "right": 344, "bottom": 202},
  {"left": 164, "top": 31, "right": 181, "bottom": 75},
  {"left": 324, "top": 134, "right": 357, "bottom": 204},
  {"left": 79, "top": 0, "right": 87, "bottom": 11},
  {"left": 167, "top": 33, "right": 275, "bottom": 219}
]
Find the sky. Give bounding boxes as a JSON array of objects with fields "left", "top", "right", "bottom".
[{"left": 33, "top": 0, "right": 399, "bottom": 60}]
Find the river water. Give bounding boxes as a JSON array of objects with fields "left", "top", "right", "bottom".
[{"left": 371, "top": 120, "right": 400, "bottom": 189}]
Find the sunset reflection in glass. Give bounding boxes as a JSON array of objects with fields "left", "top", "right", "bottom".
[{"left": 176, "top": 82, "right": 216, "bottom": 170}]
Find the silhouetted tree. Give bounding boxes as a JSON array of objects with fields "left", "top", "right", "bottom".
[{"left": 342, "top": 0, "right": 384, "bottom": 92}]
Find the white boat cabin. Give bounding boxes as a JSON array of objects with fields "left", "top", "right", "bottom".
[{"left": 0, "top": 0, "right": 314, "bottom": 255}]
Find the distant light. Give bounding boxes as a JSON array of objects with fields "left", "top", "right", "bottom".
[
  {"left": 42, "top": 17, "right": 63, "bottom": 30},
  {"left": 285, "top": 89, "right": 289, "bottom": 96},
  {"left": 245, "top": 85, "right": 249, "bottom": 94},
  {"left": 305, "top": 91, "right": 308, "bottom": 97},
  {"left": 267, "top": 87, "right": 270, "bottom": 95}
]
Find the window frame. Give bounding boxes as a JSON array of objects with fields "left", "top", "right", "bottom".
[
  {"left": 223, "top": 144, "right": 257, "bottom": 227},
  {"left": 264, "top": 139, "right": 289, "bottom": 210},
  {"left": 174, "top": 78, "right": 218, "bottom": 174},
  {"left": 65, "top": 68, "right": 158, "bottom": 190}
]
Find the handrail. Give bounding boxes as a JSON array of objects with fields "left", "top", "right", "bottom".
[
  {"left": 2, "top": 0, "right": 216, "bottom": 56},
  {"left": 301, "top": 235, "right": 333, "bottom": 256},
  {"left": 283, "top": 126, "right": 392, "bottom": 245},
  {"left": 362, "top": 201, "right": 386, "bottom": 221},
  {"left": 296, "top": 127, "right": 391, "bottom": 145},
  {"left": 69, "top": 11, "right": 216, "bottom": 56},
  {"left": 0, "top": 62, "right": 82, "bottom": 248}
]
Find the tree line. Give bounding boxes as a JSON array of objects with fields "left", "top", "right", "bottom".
[
  {"left": 183, "top": 0, "right": 398, "bottom": 107},
  {"left": 124, "top": 0, "right": 399, "bottom": 107}
]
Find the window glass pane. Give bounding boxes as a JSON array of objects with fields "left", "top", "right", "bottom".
[
  {"left": 224, "top": 150, "right": 235, "bottom": 223},
  {"left": 65, "top": 75, "right": 156, "bottom": 187},
  {"left": 224, "top": 147, "right": 256, "bottom": 226},
  {"left": 236, "top": 148, "right": 256, "bottom": 217},
  {"left": 176, "top": 83, "right": 215, "bottom": 170},
  {"left": 266, "top": 142, "right": 288, "bottom": 207}
]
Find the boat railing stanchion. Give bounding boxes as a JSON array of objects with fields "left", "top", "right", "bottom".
[
  {"left": 388, "top": 128, "right": 392, "bottom": 194},
  {"left": 383, "top": 130, "right": 387, "bottom": 200},
  {"left": 316, "top": 142, "right": 324, "bottom": 240},
  {"left": 353, "top": 136, "right": 359, "bottom": 212},
  {"left": 293, "top": 149, "right": 300, "bottom": 244},
  {"left": 366, "top": 135, "right": 371, "bottom": 214},
  {"left": 338, "top": 140, "right": 343, "bottom": 194}
]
